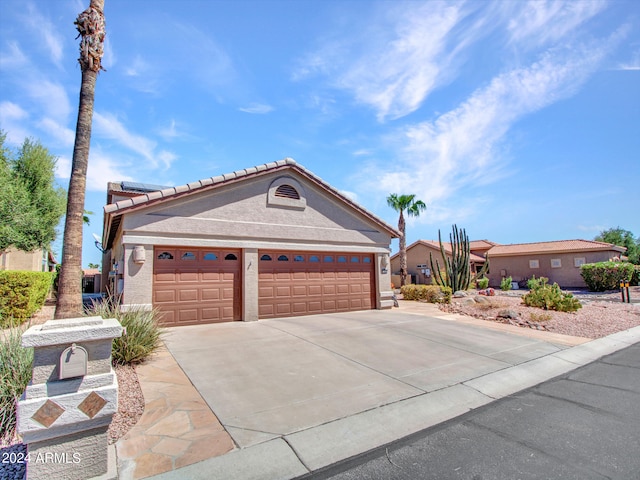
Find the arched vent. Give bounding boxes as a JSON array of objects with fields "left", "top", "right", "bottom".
[{"left": 274, "top": 184, "right": 300, "bottom": 200}]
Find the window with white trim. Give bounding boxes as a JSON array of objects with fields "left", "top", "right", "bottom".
[
  {"left": 551, "top": 258, "right": 562, "bottom": 268},
  {"left": 574, "top": 257, "right": 586, "bottom": 267},
  {"left": 529, "top": 259, "right": 539, "bottom": 269}
]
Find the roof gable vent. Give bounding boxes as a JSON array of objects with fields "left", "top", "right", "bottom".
[{"left": 275, "top": 184, "right": 300, "bottom": 200}]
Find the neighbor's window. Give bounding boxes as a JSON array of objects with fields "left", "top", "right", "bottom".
[
  {"left": 574, "top": 257, "right": 586, "bottom": 267},
  {"left": 529, "top": 259, "right": 539, "bottom": 269},
  {"left": 551, "top": 258, "right": 562, "bottom": 268}
]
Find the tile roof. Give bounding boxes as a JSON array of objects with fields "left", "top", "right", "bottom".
[
  {"left": 103, "top": 158, "right": 400, "bottom": 248},
  {"left": 394, "top": 240, "right": 487, "bottom": 263},
  {"left": 487, "top": 239, "right": 626, "bottom": 256}
]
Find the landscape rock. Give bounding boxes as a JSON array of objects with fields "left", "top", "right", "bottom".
[
  {"left": 453, "top": 291, "right": 468, "bottom": 298},
  {"left": 497, "top": 309, "right": 520, "bottom": 320},
  {"left": 474, "top": 295, "right": 491, "bottom": 305}
]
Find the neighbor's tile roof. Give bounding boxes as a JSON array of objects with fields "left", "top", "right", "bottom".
[
  {"left": 393, "top": 240, "right": 486, "bottom": 263},
  {"left": 487, "top": 239, "right": 626, "bottom": 256},
  {"left": 469, "top": 239, "right": 498, "bottom": 250}
]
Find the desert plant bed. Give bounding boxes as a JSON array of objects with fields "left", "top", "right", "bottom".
[{"left": 439, "top": 288, "right": 640, "bottom": 339}]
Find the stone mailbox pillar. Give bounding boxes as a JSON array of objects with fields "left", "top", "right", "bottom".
[{"left": 17, "top": 316, "right": 123, "bottom": 480}]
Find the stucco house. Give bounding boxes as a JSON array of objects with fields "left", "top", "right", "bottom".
[
  {"left": 0, "top": 248, "right": 56, "bottom": 272},
  {"left": 390, "top": 239, "right": 489, "bottom": 285},
  {"left": 486, "top": 239, "right": 626, "bottom": 288},
  {"left": 101, "top": 159, "right": 399, "bottom": 326}
]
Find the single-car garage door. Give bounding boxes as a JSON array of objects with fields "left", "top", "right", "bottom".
[
  {"left": 153, "top": 247, "right": 241, "bottom": 326},
  {"left": 258, "top": 251, "right": 375, "bottom": 319}
]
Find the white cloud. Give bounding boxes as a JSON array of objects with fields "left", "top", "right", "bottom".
[
  {"left": 124, "top": 55, "right": 150, "bottom": 77},
  {"left": 238, "top": 103, "right": 274, "bottom": 114},
  {"left": 0, "top": 101, "right": 30, "bottom": 145},
  {"left": 24, "top": 80, "right": 71, "bottom": 123},
  {"left": 507, "top": 0, "right": 606, "bottom": 47},
  {"left": 37, "top": 118, "right": 75, "bottom": 147},
  {"left": 93, "top": 111, "right": 178, "bottom": 170},
  {"left": 0, "top": 101, "right": 28, "bottom": 122},
  {"left": 55, "top": 149, "right": 136, "bottom": 192},
  {"left": 0, "top": 42, "right": 28, "bottom": 70},
  {"left": 25, "top": 2, "right": 65, "bottom": 65},
  {"left": 366, "top": 36, "right": 618, "bottom": 216}
]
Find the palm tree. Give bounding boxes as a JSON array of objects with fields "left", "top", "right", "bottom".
[
  {"left": 387, "top": 194, "right": 427, "bottom": 287},
  {"left": 55, "top": 0, "right": 105, "bottom": 319}
]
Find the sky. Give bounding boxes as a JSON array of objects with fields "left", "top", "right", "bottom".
[{"left": 1, "top": 0, "right": 639, "bottom": 268}]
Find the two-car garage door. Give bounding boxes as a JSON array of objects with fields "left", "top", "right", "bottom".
[{"left": 153, "top": 247, "right": 375, "bottom": 325}]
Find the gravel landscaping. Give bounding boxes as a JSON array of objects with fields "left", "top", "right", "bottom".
[{"left": 439, "top": 287, "right": 640, "bottom": 339}]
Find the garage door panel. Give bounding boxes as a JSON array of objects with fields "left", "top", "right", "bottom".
[
  {"left": 179, "top": 289, "right": 198, "bottom": 302},
  {"left": 259, "top": 287, "right": 274, "bottom": 298},
  {"left": 154, "top": 290, "right": 176, "bottom": 303},
  {"left": 292, "top": 286, "right": 307, "bottom": 296},
  {"left": 276, "top": 286, "right": 291, "bottom": 297},
  {"left": 308, "top": 285, "right": 322, "bottom": 296},
  {"left": 154, "top": 247, "right": 241, "bottom": 326},
  {"left": 292, "top": 271, "right": 307, "bottom": 280}
]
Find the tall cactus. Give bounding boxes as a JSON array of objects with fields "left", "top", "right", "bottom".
[{"left": 429, "top": 224, "right": 471, "bottom": 292}]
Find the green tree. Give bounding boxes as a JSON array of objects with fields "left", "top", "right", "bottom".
[
  {"left": 0, "top": 132, "right": 66, "bottom": 254},
  {"left": 387, "top": 193, "right": 427, "bottom": 286},
  {"left": 595, "top": 227, "right": 639, "bottom": 264},
  {"left": 56, "top": 0, "right": 105, "bottom": 319}
]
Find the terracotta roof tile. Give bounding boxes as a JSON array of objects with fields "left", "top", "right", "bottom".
[{"left": 488, "top": 239, "right": 625, "bottom": 256}]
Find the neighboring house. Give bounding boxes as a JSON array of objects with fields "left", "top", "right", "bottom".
[
  {"left": 101, "top": 158, "right": 399, "bottom": 326},
  {"left": 0, "top": 248, "right": 56, "bottom": 272},
  {"left": 82, "top": 268, "right": 102, "bottom": 294},
  {"left": 390, "top": 239, "right": 489, "bottom": 286},
  {"left": 486, "top": 240, "right": 626, "bottom": 288}
]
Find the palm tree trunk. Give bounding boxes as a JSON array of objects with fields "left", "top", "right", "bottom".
[
  {"left": 399, "top": 211, "right": 407, "bottom": 287},
  {"left": 55, "top": 0, "right": 105, "bottom": 319}
]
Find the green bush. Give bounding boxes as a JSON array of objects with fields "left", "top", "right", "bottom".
[
  {"left": 523, "top": 276, "right": 581, "bottom": 312},
  {"left": 632, "top": 265, "right": 640, "bottom": 286},
  {"left": 500, "top": 276, "right": 512, "bottom": 291},
  {"left": 400, "top": 284, "right": 451, "bottom": 304},
  {"left": 0, "top": 271, "right": 54, "bottom": 328},
  {"left": 90, "top": 298, "right": 163, "bottom": 365},
  {"left": 580, "top": 262, "right": 635, "bottom": 292},
  {"left": 1, "top": 324, "right": 33, "bottom": 443},
  {"left": 476, "top": 277, "right": 489, "bottom": 289}
]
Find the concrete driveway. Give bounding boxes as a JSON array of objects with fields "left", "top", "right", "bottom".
[{"left": 154, "top": 303, "right": 638, "bottom": 479}]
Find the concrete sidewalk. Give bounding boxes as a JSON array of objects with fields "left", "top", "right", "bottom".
[
  {"left": 305, "top": 341, "right": 640, "bottom": 479},
  {"left": 146, "top": 303, "right": 640, "bottom": 480}
]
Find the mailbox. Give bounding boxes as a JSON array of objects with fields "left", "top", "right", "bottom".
[{"left": 59, "top": 343, "right": 88, "bottom": 380}]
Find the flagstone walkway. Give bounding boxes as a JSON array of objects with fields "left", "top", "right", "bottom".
[{"left": 115, "top": 346, "right": 235, "bottom": 479}]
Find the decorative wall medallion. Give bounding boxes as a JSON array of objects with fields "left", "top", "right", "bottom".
[
  {"left": 32, "top": 400, "right": 65, "bottom": 427},
  {"left": 78, "top": 391, "right": 108, "bottom": 419}
]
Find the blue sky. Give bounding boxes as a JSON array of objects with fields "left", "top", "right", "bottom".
[{"left": 1, "top": 0, "right": 639, "bottom": 268}]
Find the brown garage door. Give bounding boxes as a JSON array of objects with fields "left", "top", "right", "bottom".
[
  {"left": 258, "top": 251, "right": 375, "bottom": 319},
  {"left": 153, "top": 247, "right": 241, "bottom": 326}
]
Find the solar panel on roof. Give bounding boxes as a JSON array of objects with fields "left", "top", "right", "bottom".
[{"left": 120, "top": 181, "right": 169, "bottom": 192}]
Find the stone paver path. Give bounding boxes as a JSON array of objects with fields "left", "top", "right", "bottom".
[{"left": 116, "top": 346, "right": 235, "bottom": 479}]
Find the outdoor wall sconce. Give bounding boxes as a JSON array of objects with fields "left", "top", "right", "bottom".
[
  {"left": 381, "top": 255, "right": 388, "bottom": 274},
  {"left": 133, "top": 245, "right": 146, "bottom": 264}
]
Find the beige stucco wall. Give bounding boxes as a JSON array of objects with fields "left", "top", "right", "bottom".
[
  {"left": 111, "top": 170, "right": 394, "bottom": 318},
  {"left": 391, "top": 243, "right": 448, "bottom": 285},
  {"left": 1, "top": 248, "right": 45, "bottom": 271},
  {"left": 488, "top": 250, "right": 620, "bottom": 288}
]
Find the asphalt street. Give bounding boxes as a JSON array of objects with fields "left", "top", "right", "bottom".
[{"left": 300, "top": 342, "right": 640, "bottom": 480}]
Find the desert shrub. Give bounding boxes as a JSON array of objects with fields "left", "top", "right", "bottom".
[
  {"left": 523, "top": 276, "right": 581, "bottom": 312},
  {"left": 529, "top": 311, "right": 552, "bottom": 323},
  {"left": 500, "top": 276, "right": 512, "bottom": 291},
  {"left": 400, "top": 284, "right": 451, "bottom": 304},
  {"left": 90, "top": 298, "right": 163, "bottom": 365},
  {"left": 0, "top": 271, "right": 54, "bottom": 328},
  {"left": 476, "top": 277, "right": 489, "bottom": 289},
  {"left": 580, "top": 261, "right": 635, "bottom": 292},
  {"left": 0, "top": 325, "right": 33, "bottom": 443}
]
